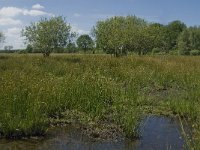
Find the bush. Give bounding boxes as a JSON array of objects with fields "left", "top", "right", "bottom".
[
  {"left": 179, "top": 49, "right": 190, "bottom": 55},
  {"left": 152, "top": 48, "right": 161, "bottom": 55},
  {"left": 26, "top": 44, "right": 33, "bottom": 53},
  {"left": 190, "top": 50, "right": 200, "bottom": 56},
  {"left": 18, "top": 50, "right": 27, "bottom": 54},
  {"left": 169, "top": 50, "right": 179, "bottom": 55}
]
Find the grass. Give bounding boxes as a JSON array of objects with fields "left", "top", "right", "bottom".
[{"left": 0, "top": 54, "right": 200, "bottom": 148}]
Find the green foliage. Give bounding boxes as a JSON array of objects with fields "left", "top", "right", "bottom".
[
  {"left": 22, "top": 16, "right": 75, "bottom": 57},
  {"left": 189, "top": 27, "right": 200, "bottom": 50},
  {"left": 93, "top": 16, "right": 149, "bottom": 56},
  {"left": 4, "top": 46, "right": 13, "bottom": 51},
  {"left": 76, "top": 34, "right": 94, "bottom": 53},
  {"left": 18, "top": 50, "right": 27, "bottom": 54},
  {"left": 93, "top": 16, "right": 187, "bottom": 56},
  {"left": 169, "top": 50, "right": 179, "bottom": 55},
  {"left": 178, "top": 29, "right": 191, "bottom": 55},
  {"left": 65, "top": 42, "right": 77, "bottom": 53},
  {"left": 53, "top": 47, "right": 64, "bottom": 53},
  {"left": 26, "top": 44, "right": 33, "bottom": 53},
  {"left": 166, "top": 20, "right": 187, "bottom": 49},
  {"left": 0, "top": 32, "right": 5, "bottom": 46},
  {"left": 147, "top": 23, "right": 170, "bottom": 52},
  {"left": 152, "top": 47, "right": 162, "bottom": 55},
  {"left": 178, "top": 27, "right": 200, "bottom": 55},
  {"left": 190, "top": 50, "right": 200, "bottom": 56}
]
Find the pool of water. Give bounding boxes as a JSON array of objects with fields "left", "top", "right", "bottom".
[
  {"left": 0, "top": 116, "right": 188, "bottom": 150},
  {"left": 136, "top": 116, "right": 187, "bottom": 150}
]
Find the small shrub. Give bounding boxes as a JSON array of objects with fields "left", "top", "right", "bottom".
[
  {"left": 190, "top": 50, "right": 200, "bottom": 56},
  {"left": 18, "top": 50, "right": 27, "bottom": 54},
  {"left": 169, "top": 50, "right": 179, "bottom": 55},
  {"left": 152, "top": 48, "right": 161, "bottom": 55},
  {"left": 179, "top": 49, "right": 190, "bottom": 55}
]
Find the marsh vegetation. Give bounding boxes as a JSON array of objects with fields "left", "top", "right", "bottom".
[{"left": 0, "top": 54, "right": 199, "bottom": 149}]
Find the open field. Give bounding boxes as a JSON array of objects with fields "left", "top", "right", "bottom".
[{"left": 0, "top": 54, "right": 200, "bottom": 148}]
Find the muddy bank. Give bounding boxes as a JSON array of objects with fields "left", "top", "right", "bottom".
[{"left": 49, "top": 110, "right": 126, "bottom": 141}]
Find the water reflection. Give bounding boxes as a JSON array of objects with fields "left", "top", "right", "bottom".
[{"left": 0, "top": 116, "right": 187, "bottom": 150}]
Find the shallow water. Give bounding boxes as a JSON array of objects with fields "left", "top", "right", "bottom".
[
  {"left": 0, "top": 116, "right": 188, "bottom": 150},
  {"left": 136, "top": 116, "right": 187, "bottom": 150}
]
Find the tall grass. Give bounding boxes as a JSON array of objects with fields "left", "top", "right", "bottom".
[{"left": 1, "top": 54, "right": 200, "bottom": 148}]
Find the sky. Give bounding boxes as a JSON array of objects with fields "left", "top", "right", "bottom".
[{"left": 0, "top": 0, "right": 200, "bottom": 49}]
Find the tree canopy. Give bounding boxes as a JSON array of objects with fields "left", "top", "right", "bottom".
[
  {"left": 0, "top": 32, "right": 5, "bottom": 47},
  {"left": 93, "top": 16, "right": 188, "bottom": 56},
  {"left": 22, "top": 16, "right": 75, "bottom": 57},
  {"left": 4, "top": 45, "right": 13, "bottom": 51},
  {"left": 18, "top": 15, "right": 200, "bottom": 56},
  {"left": 177, "top": 26, "right": 200, "bottom": 55},
  {"left": 93, "top": 16, "right": 149, "bottom": 56},
  {"left": 166, "top": 20, "right": 187, "bottom": 50},
  {"left": 76, "top": 34, "right": 94, "bottom": 53}
]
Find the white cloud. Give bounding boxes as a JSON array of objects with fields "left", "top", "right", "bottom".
[
  {"left": 0, "top": 18, "right": 21, "bottom": 25},
  {"left": 0, "top": 5, "right": 54, "bottom": 49},
  {"left": 0, "top": 7, "right": 53, "bottom": 17},
  {"left": 3, "top": 27, "right": 25, "bottom": 49},
  {"left": 32, "top": 4, "right": 44, "bottom": 10},
  {"left": 0, "top": 7, "right": 23, "bottom": 17},
  {"left": 71, "top": 25, "right": 89, "bottom": 35},
  {"left": 23, "top": 9, "right": 53, "bottom": 17},
  {"left": 6, "top": 27, "right": 21, "bottom": 36}
]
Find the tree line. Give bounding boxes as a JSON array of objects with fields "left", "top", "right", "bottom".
[
  {"left": 94, "top": 16, "right": 200, "bottom": 56},
  {"left": 1, "top": 15, "right": 200, "bottom": 56}
]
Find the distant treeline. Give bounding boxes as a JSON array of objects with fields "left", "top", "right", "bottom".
[
  {"left": 93, "top": 16, "right": 200, "bottom": 56},
  {"left": 1, "top": 15, "right": 200, "bottom": 56},
  {"left": 0, "top": 50, "right": 19, "bottom": 53}
]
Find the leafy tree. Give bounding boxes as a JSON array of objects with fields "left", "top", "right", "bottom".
[
  {"left": 147, "top": 23, "right": 170, "bottom": 52},
  {"left": 94, "top": 16, "right": 148, "bottom": 56},
  {"left": 4, "top": 45, "right": 13, "bottom": 51},
  {"left": 166, "top": 20, "right": 187, "bottom": 50},
  {"left": 22, "top": 16, "right": 75, "bottom": 57},
  {"left": 65, "top": 42, "right": 77, "bottom": 53},
  {"left": 177, "top": 27, "right": 200, "bottom": 55},
  {"left": 0, "top": 32, "right": 5, "bottom": 47},
  {"left": 177, "top": 29, "right": 191, "bottom": 55},
  {"left": 76, "top": 34, "right": 94, "bottom": 53},
  {"left": 188, "top": 26, "right": 200, "bottom": 50},
  {"left": 26, "top": 44, "right": 33, "bottom": 53}
]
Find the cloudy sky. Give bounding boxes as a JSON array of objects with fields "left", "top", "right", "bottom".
[{"left": 0, "top": 0, "right": 200, "bottom": 49}]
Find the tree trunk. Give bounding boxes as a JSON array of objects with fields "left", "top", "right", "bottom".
[{"left": 43, "top": 52, "right": 50, "bottom": 57}]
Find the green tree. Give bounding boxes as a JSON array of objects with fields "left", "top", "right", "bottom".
[
  {"left": 177, "top": 27, "right": 200, "bottom": 55},
  {"left": 188, "top": 26, "right": 200, "bottom": 50},
  {"left": 94, "top": 16, "right": 148, "bottom": 56},
  {"left": 76, "top": 34, "right": 94, "bottom": 53},
  {"left": 177, "top": 29, "right": 190, "bottom": 55},
  {"left": 4, "top": 45, "right": 13, "bottom": 51},
  {"left": 26, "top": 44, "right": 33, "bottom": 53},
  {"left": 166, "top": 20, "right": 187, "bottom": 50},
  {"left": 22, "top": 16, "right": 75, "bottom": 57},
  {"left": 147, "top": 23, "right": 170, "bottom": 52},
  {"left": 0, "top": 32, "right": 5, "bottom": 47},
  {"left": 65, "top": 42, "right": 77, "bottom": 53}
]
